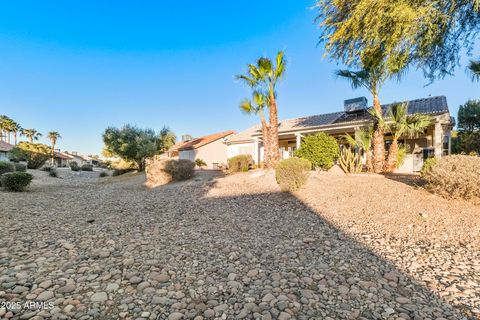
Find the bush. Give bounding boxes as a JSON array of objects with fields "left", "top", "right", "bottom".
[
  {"left": 1, "top": 172, "right": 33, "bottom": 192},
  {"left": 81, "top": 164, "right": 93, "bottom": 171},
  {"left": 165, "top": 159, "right": 195, "bottom": 180},
  {"left": 99, "top": 171, "right": 109, "bottom": 177},
  {"left": 0, "top": 161, "right": 15, "bottom": 175},
  {"left": 14, "top": 163, "right": 27, "bottom": 172},
  {"left": 49, "top": 167, "right": 58, "bottom": 178},
  {"left": 421, "top": 157, "right": 438, "bottom": 175},
  {"left": 228, "top": 155, "right": 253, "bottom": 173},
  {"left": 275, "top": 157, "right": 312, "bottom": 192},
  {"left": 294, "top": 132, "right": 339, "bottom": 170},
  {"left": 195, "top": 158, "right": 207, "bottom": 168},
  {"left": 9, "top": 142, "right": 50, "bottom": 169},
  {"left": 70, "top": 161, "right": 80, "bottom": 171},
  {"left": 422, "top": 155, "right": 480, "bottom": 200}
]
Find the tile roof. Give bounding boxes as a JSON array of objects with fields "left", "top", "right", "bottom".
[
  {"left": 227, "top": 96, "right": 450, "bottom": 143},
  {"left": 170, "top": 130, "right": 235, "bottom": 151},
  {"left": 0, "top": 141, "right": 14, "bottom": 152}
]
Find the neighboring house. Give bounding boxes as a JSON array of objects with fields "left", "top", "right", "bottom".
[
  {"left": 167, "top": 130, "right": 235, "bottom": 169},
  {"left": 65, "top": 152, "right": 89, "bottom": 166},
  {"left": 54, "top": 151, "right": 74, "bottom": 167},
  {"left": 0, "top": 141, "right": 14, "bottom": 161},
  {"left": 226, "top": 96, "right": 454, "bottom": 173}
]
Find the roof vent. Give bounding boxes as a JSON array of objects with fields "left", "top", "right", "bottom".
[
  {"left": 344, "top": 97, "right": 368, "bottom": 113},
  {"left": 182, "top": 134, "right": 193, "bottom": 142}
]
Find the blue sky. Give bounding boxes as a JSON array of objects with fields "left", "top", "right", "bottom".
[{"left": 0, "top": 1, "right": 478, "bottom": 155}]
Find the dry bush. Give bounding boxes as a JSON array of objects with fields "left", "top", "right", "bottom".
[
  {"left": 422, "top": 155, "right": 480, "bottom": 200},
  {"left": 275, "top": 157, "right": 312, "bottom": 192},
  {"left": 228, "top": 155, "right": 253, "bottom": 173},
  {"left": 146, "top": 159, "right": 195, "bottom": 188}
]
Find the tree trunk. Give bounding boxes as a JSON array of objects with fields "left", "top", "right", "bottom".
[
  {"left": 14, "top": 132, "right": 17, "bottom": 145},
  {"left": 385, "top": 139, "right": 399, "bottom": 173},
  {"left": 372, "top": 94, "right": 385, "bottom": 173},
  {"left": 7, "top": 132, "right": 10, "bottom": 144},
  {"left": 260, "top": 117, "right": 270, "bottom": 168},
  {"left": 51, "top": 143, "right": 56, "bottom": 166},
  {"left": 267, "top": 90, "right": 280, "bottom": 168}
]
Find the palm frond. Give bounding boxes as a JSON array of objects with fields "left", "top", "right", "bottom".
[
  {"left": 236, "top": 74, "right": 257, "bottom": 88},
  {"left": 239, "top": 99, "right": 256, "bottom": 114},
  {"left": 275, "top": 51, "right": 286, "bottom": 80},
  {"left": 469, "top": 59, "right": 480, "bottom": 81},
  {"left": 335, "top": 69, "right": 370, "bottom": 91},
  {"left": 342, "top": 133, "right": 358, "bottom": 148}
]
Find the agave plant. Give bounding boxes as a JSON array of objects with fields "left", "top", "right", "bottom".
[{"left": 342, "top": 127, "right": 373, "bottom": 172}]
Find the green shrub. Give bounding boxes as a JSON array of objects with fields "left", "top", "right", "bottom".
[
  {"left": 49, "top": 168, "right": 58, "bottom": 178},
  {"left": 294, "top": 132, "right": 339, "bottom": 170},
  {"left": 0, "top": 161, "right": 15, "bottom": 175},
  {"left": 1, "top": 172, "right": 33, "bottom": 192},
  {"left": 81, "top": 164, "right": 93, "bottom": 171},
  {"left": 195, "top": 158, "right": 207, "bottom": 168},
  {"left": 422, "top": 155, "right": 480, "bottom": 200},
  {"left": 421, "top": 157, "right": 438, "bottom": 175},
  {"left": 69, "top": 161, "right": 80, "bottom": 171},
  {"left": 11, "top": 142, "right": 51, "bottom": 169},
  {"left": 165, "top": 159, "right": 195, "bottom": 180},
  {"left": 228, "top": 154, "right": 253, "bottom": 173},
  {"left": 275, "top": 157, "right": 312, "bottom": 192},
  {"left": 99, "top": 171, "right": 109, "bottom": 177},
  {"left": 14, "top": 163, "right": 27, "bottom": 172}
]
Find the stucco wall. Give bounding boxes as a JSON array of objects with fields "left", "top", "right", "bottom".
[
  {"left": 226, "top": 142, "right": 255, "bottom": 159},
  {"left": 179, "top": 137, "right": 231, "bottom": 169}
]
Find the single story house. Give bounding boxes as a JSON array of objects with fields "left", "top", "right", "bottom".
[
  {"left": 64, "top": 152, "right": 91, "bottom": 166},
  {"left": 226, "top": 96, "right": 453, "bottom": 173},
  {"left": 0, "top": 141, "right": 14, "bottom": 161},
  {"left": 167, "top": 130, "right": 235, "bottom": 169},
  {"left": 54, "top": 151, "right": 74, "bottom": 167}
]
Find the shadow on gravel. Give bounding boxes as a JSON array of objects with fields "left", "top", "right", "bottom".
[
  {"left": 384, "top": 173, "right": 426, "bottom": 188},
  {"left": 0, "top": 173, "right": 475, "bottom": 319}
]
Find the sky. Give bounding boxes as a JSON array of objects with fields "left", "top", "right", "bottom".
[{"left": 0, "top": 1, "right": 478, "bottom": 155}]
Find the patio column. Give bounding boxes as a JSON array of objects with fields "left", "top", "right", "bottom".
[
  {"left": 295, "top": 133, "right": 302, "bottom": 150},
  {"left": 253, "top": 137, "right": 259, "bottom": 164},
  {"left": 433, "top": 121, "right": 443, "bottom": 157}
]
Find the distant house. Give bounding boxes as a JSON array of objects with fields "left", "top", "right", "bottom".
[
  {"left": 54, "top": 151, "right": 74, "bottom": 167},
  {"left": 167, "top": 130, "right": 235, "bottom": 169},
  {"left": 0, "top": 141, "right": 14, "bottom": 161},
  {"left": 65, "top": 152, "right": 89, "bottom": 166},
  {"left": 226, "top": 96, "right": 454, "bottom": 173}
]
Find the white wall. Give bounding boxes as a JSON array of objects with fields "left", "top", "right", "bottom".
[
  {"left": 227, "top": 142, "right": 255, "bottom": 159},
  {"left": 0, "top": 152, "right": 10, "bottom": 161},
  {"left": 179, "top": 150, "right": 196, "bottom": 162},
  {"left": 194, "top": 138, "right": 230, "bottom": 168}
]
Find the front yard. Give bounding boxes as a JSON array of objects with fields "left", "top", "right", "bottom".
[{"left": 0, "top": 169, "right": 478, "bottom": 319}]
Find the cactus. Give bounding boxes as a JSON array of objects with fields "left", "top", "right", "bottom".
[{"left": 338, "top": 147, "right": 363, "bottom": 174}]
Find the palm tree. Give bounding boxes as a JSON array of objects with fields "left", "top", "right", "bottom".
[
  {"left": 22, "top": 129, "right": 43, "bottom": 143},
  {"left": 2, "top": 118, "right": 15, "bottom": 144},
  {"left": 469, "top": 59, "right": 480, "bottom": 81},
  {"left": 237, "top": 51, "right": 286, "bottom": 168},
  {"left": 0, "top": 115, "right": 7, "bottom": 142},
  {"left": 343, "top": 127, "right": 373, "bottom": 172},
  {"left": 384, "top": 103, "right": 431, "bottom": 172},
  {"left": 10, "top": 121, "right": 22, "bottom": 145},
  {"left": 239, "top": 91, "right": 271, "bottom": 159},
  {"left": 47, "top": 131, "right": 61, "bottom": 166}
]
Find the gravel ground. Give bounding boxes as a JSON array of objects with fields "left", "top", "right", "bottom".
[{"left": 0, "top": 168, "right": 478, "bottom": 320}]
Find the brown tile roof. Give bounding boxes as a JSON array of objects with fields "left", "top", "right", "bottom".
[
  {"left": 54, "top": 151, "right": 73, "bottom": 160},
  {"left": 0, "top": 141, "right": 14, "bottom": 152},
  {"left": 170, "top": 130, "right": 235, "bottom": 151}
]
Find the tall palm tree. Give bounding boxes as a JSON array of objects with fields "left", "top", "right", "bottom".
[
  {"left": 336, "top": 62, "right": 391, "bottom": 173},
  {"left": 237, "top": 51, "right": 286, "bottom": 168},
  {"left": 10, "top": 121, "right": 22, "bottom": 145},
  {"left": 2, "top": 118, "right": 15, "bottom": 144},
  {"left": 343, "top": 127, "right": 373, "bottom": 172},
  {"left": 47, "top": 131, "right": 61, "bottom": 165},
  {"left": 384, "top": 103, "right": 431, "bottom": 172},
  {"left": 469, "top": 59, "right": 480, "bottom": 81},
  {"left": 239, "top": 91, "right": 271, "bottom": 160},
  {"left": 22, "top": 129, "right": 43, "bottom": 143},
  {"left": 0, "top": 115, "right": 7, "bottom": 142}
]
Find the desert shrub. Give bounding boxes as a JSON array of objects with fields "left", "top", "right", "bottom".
[
  {"left": 1, "top": 172, "right": 33, "bottom": 192},
  {"left": 69, "top": 161, "right": 80, "bottom": 171},
  {"left": 195, "top": 158, "right": 207, "bottom": 168},
  {"left": 112, "top": 168, "right": 136, "bottom": 176},
  {"left": 14, "top": 163, "right": 27, "bottom": 172},
  {"left": 165, "top": 159, "right": 195, "bottom": 180},
  {"left": 81, "top": 164, "right": 93, "bottom": 171},
  {"left": 99, "top": 171, "right": 109, "bottom": 177},
  {"left": 422, "top": 155, "right": 480, "bottom": 200},
  {"left": 0, "top": 161, "right": 15, "bottom": 175},
  {"left": 275, "top": 157, "right": 312, "bottom": 192},
  {"left": 49, "top": 167, "right": 58, "bottom": 178},
  {"left": 421, "top": 157, "right": 438, "bottom": 175},
  {"left": 228, "top": 154, "right": 253, "bottom": 173},
  {"left": 294, "top": 132, "right": 339, "bottom": 170}
]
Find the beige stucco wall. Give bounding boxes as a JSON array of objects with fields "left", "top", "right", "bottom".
[{"left": 180, "top": 136, "right": 232, "bottom": 169}]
